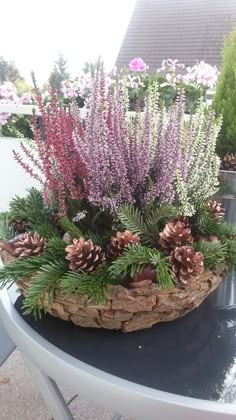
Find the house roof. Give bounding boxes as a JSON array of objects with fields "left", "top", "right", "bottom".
[{"left": 116, "top": 0, "right": 236, "bottom": 72}]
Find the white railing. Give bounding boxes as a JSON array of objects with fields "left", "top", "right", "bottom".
[
  {"left": 0, "top": 90, "right": 215, "bottom": 137},
  {"left": 0, "top": 104, "right": 89, "bottom": 137}
]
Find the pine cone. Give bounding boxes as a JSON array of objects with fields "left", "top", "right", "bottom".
[
  {"left": 66, "top": 237, "right": 105, "bottom": 273},
  {"left": 159, "top": 220, "right": 193, "bottom": 253},
  {"left": 222, "top": 154, "right": 236, "bottom": 171},
  {"left": 128, "top": 264, "right": 157, "bottom": 289},
  {"left": 106, "top": 230, "right": 140, "bottom": 260},
  {"left": 9, "top": 218, "right": 26, "bottom": 233},
  {"left": 169, "top": 246, "right": 204, "bottom": 284},
  {"left": 3, "top": 232, "right": 46, "bottom": 258},
  {"left": 51, "top": 213, "right": 62, "bottom": 228},
  {"left": 208, "top": 200, "right": 225, "bottom": 221},
  {"left": 194, "top": 234, "right": 220, "bottom": 243}
]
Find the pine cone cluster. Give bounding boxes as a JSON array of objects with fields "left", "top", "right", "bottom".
[
  {"left": 222, "top": 154, "right": 236, "bottom": 171},
  {"left": 159, "top": 220, "right": 193, "bottom": 253},
  {"left": 3, "top": 232, "right": 46, "bottom": 258},
  {"left": 107, "top": 230, "right": 140, "bottom": 260},
  {"left": 208, "top": 200, "right": 225, "bottom": 221},
  {"left": 65, "top": 238, "right": 105, "bottom": 273},
  {"left": 169, "top": 246, "right": 204, "bottom": 284}
]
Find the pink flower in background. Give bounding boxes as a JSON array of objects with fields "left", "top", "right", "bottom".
[
  {"left": 129, "top": 57, "right": 147, "bottom": 72},
  {"left": 20, "top": 92, "right": 33, "bottom": 104},
  {"left": 183, "top": 61, "right": 219, "bottom": 88},
  {"left": 0, "top": 113, "right": 9, "bottom": 125}
]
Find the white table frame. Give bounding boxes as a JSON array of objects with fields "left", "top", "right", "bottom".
[{"left": 1, "top": 286, "right": 236, "bottom": 420}]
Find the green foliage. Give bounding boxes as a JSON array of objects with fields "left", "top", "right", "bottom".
[
  {"left": 49, "top": 53, "right": 70, "bottom": 92},
  {"left": 23, "top": 261, "right": 68, "bottom": 318},
  {"left": 0, "top": 56, "right": 23, "bottom": 83},
  {"left": 213, "top": 27, "right": 236, "bottom": 157},
  {"left": 0, "top": 212, "right": 15, "bottom": 242},
  {"left": 0, "top": 254, "right": 58, "bottom": 289},
  {"left": 59, "top": 217, "right": 83, "bottom": 238},
  {"left": 9, "top": 188, "right": 60, "bottom": 239},
  {"left": 59, "top": 265, "right": 112, "bottom": 304},
  {"left": 109, "top": 245, "right": 174, "bottom": 289},
  {"left": 193, "top": 240, "right": 227, "bottom": 270},
  {"left": 224, "top": 239, "right": 236, "bottom": 269},
  {"left": 46, "top": 238, "right": 67, "bottom": 258},
  {"left": 118, "top": 204, "right": 178, "bottom": 245},
  {"left": 2, "top": 115, "right": 33, "bottom": 139}
]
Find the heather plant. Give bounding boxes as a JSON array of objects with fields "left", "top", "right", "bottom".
[{"left": 14, "top": 61, "right": 220, "bottom": 218}]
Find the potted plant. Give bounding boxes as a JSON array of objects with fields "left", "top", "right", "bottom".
[{"left": 0, "top": 61, "right": 235, "bottom": 333}]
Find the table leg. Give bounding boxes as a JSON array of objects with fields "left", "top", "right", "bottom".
[{"left": 21, "top": 354, "right": 73, "bottom": 420}]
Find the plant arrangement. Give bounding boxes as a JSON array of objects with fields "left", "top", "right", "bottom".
[
  {"left": 214, "top": 27, "right": 236, "bottom": 171},
  {"left": 0, "top": 61, "right": 235, "bottom": 332}
]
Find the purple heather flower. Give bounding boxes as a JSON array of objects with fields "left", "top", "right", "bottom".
[{"left": 129, "top": 57, "right": 147, "bottom": 72}]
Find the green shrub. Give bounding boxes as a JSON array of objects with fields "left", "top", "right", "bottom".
[{"left": 213, "top": 27, "right": 236, "bottom": 157}]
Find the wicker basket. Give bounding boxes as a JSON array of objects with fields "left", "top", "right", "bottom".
[
  {"left": 16, "top": 271, "right": 223, "bottom": 332},
  {"left": 0, "top": 248, "right": 225, "bottom": 332}
]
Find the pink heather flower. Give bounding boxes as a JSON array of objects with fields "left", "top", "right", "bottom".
[{"left": 129, "top": 57, "right": 147, "bottom": 72}]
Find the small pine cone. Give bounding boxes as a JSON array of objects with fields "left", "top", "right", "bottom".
[
  {"left": 208, "top": 200, "right": 225, "bottom": 221},
  {"left": 159, "top": 220, "right": 193, "bottom": 253},
  {"left": 9, "top": 218, "right": 26, "bottom": 233},
  {"left": 106, "top": 230, "right": 140, "bottom": 260},
  {"left": 51, "top": 213, "right": 62, "bottom": 229},
  {"left": 3, "top": 232, "right": 46, "bottom": 258},
  {"left": 128, "top": 264, "right": 156, "bottom": 289},
  {"left": 222, "top": 154, "right": 236, "bottom": 171},
  {"left": 66, "top": 237, "right": 105, "bottom": 273},
  {"left": 169, "top": 246, "right": 204, "bottom": 284}
]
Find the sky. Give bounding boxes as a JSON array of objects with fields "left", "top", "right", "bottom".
[{"left": 0, "top": 0, "right": 136, "bottom": 84}]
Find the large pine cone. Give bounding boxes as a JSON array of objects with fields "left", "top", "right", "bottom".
[
  {"left": 66, "top": 237, "right": 105, "bottom": 273},
  {"left": 222, "top": 154, "right": 236, "bottom": 171},
  {"left": 208, "top": 200, "right": 225, "bottom": 221},
  {"left": 169, "top": 246, "right": 204, "bottom": 284},
  {"left": 159, "top": 220, "right": 193, "bottom": 253},
  {"left": 107, "top": 230, "right": 140, "bottom": 260},
  {"left": 3, "top": 232, "right": 46, "bottom": 258}
]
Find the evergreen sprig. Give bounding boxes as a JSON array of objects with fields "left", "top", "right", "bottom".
[
  {"left": 109, "top": 244, "right": 174, "bottom": 289},
  {"left": 46, "top": 238, "right": 67, "bottom": 258},
  {"left": 193, "top": 240, "right": 227, "bottom": 270},
  {"left": 59, "top": 265, "right": 112, "bottom": 304},
  {"left": 118, "top": 204, "right": 178, "bottom": 245},
  {"left": 23, "top": 260, "right": 68, "bottom": 318},
  {"left": 59, "top": 217, "right": 83, "bottom": 238},
  {"left": 0, "top": 212, "right": 15, "bottom": 242},
  {"left": 0, "top": 254, "right": 59, "bottom": 289}
]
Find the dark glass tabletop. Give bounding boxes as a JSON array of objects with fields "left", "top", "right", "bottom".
[{"left": 14, "top": 270, "right": 236, "bottom": 403}]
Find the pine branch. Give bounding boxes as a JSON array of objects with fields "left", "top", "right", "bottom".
[
  {"left": 0, "top": 212, "right": 15, "bottom": 242},
  {"left": 59, "top": 217, "right": 83, "bottom": 238},
  {"left": 46, "top": 238, "right": 67, "bottom": 258},
  {"left": 30, "top": 223, "right": 60, "bottom": 239},
  {"left": 23, "top": 261, "right": 68, "bottom": 318},
  {"left": 9, "top": 188, "right": 53, "bottom": 228},
  {"left": 144, "top": 204, "right": 179, "bottom": 235},
  {"left": 109, "top": 245, "right": 174, "bottom": 289},
  {"left": 59, "top": 265, "right": 112, "bottom": 304},
  {"left": 193, "top": 240, "right": 227, "bottom": 270},
  {"left": 0, "top": 254, "right": 58, "bottom": 289},
  {"left": 118, "top": 205, "right": 152, "bottom": 244}
]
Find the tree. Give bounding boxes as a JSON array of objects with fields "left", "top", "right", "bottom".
[
  {"left": 213, "top": 28, "right": 236, "bottom": 157},
  {"left": 49, "top": 53, "right": 70, "bottom": 92},
  {"left": 0, "top": 56, "right": 23, "bottom": 83}
]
